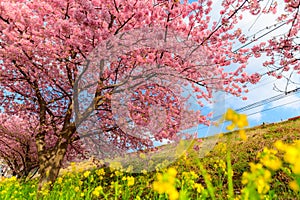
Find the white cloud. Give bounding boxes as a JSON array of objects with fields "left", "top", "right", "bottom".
[{"left": 249, "top": 112, "right": 262, "bottom": 122}]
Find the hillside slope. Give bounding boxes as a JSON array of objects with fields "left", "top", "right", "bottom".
[{"left": 194, "top": 118, "right": 300, "bottom": 199}]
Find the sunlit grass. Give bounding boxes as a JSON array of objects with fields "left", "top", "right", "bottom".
[{"left": 0, "top": 111, "right": 300, "bottom": 199}]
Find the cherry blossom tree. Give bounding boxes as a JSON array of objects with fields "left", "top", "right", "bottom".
[
  {"left": 0, "top": 0, "right": 299, "bottom": 192},
  {"left": 0, "top": 113, "right": 85, "bottom": 179},
  {"left": 0, "top": 114, "right": 38, "bottom": 178}
]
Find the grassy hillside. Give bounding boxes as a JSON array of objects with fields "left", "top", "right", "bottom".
[
  {"left": 1, "top": 117, "right": 300, "bottom": 199},
  {"left": 197, "top": 118, "right": 300, "bottom": 199}
]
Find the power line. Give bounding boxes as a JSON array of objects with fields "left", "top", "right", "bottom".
[
  {"left": 235, "top": 87, "right": 300, "bottom": 112},
  {"left": 196, "top": 87, "right": 300, "bottom": 131},
  {"left": 207, "top": 87, "right": 300, "bottom": 121},
  {"left": 197, "top": 97, "right": 300, "bottom": 132},
  {"left": 247, "top": 99, "right": 300, "bottom": 117},
  {"left": 197, "top": 76, "right": 276, "bottom": 115}
]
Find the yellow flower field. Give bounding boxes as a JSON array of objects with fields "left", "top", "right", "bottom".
[{"left": 0, "top": 110, "right": 300, "bottom": 199}]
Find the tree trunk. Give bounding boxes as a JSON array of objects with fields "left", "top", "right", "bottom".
[{"left": 36, "top": 139, "right": 68, "bottom": 198}]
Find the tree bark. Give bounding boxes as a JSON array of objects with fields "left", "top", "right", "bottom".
[{"left": 36, "top": 138, "right": 69, "bottom": 198}]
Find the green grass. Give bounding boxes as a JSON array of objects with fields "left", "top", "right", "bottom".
[{"left": 1, "top": 118, "right": 300, "bottom": 199}]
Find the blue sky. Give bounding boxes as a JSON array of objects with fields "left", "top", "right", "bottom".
[{"left": 189, "top": 0, "right": 300, "bottom": 137}]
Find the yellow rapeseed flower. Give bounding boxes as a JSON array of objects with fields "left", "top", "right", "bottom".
[
  {"left": 237, "top": 114, "right": 248, "bottom": 127},
  {"left": 167, "top": 168, "right": 177, "bottom": 177},
  {"left": 135, "top": 196, "right": 141, "bottom": 200},
  {"left": 153, "top": 167, "right": 179, "bottom": 200},
  {"left": 274, "top": 140, "right": 286, "bottom": 151},
  {"left": 274, "top": 140, "right": 300, "bottom": 175},
  {"left": 226, "top": 123, "right": 235, "bottom": 131},
  {"left": 57, "top": 177, "right": 63, "bottom": 184},
  {"left": 9, "top": 176, "right": 17, "bottom": 182},
  {"left": 96, "top": 168, "right": 105, "bottom": 176},
  {"left": 168, "top": 189, "right": 179, "bottom": 200},
  {"left": 249, "top": 163, "right": 263, "bottom": 172},
  {"left": 294, "top": 140, "right": 300, "bottom": 148},
  {"left": 127, "top": 176, "right": 135, "bottom": 186},
  {"left": 239, "top": 130, "right": 247, "bottom": 141},
  {"left": 92, "top": 186, "right": 103, "bottom": 197},
  {"left": 241, "top": 172, "right": 249, "bottom": 185},
  {"left": 0, "top": 177, "right": 5, "bottom": 183},
  {"left": 258, "top": 148, "right": 282, "bottom": 171},
  {"left": 261, "top": 170, "right": 272, "bottom": 183},
  {"left": 284, "top": 146, "right": 299, "bottom": 164},
  {"left": 193, "top": 183, "right": 204, "bottom": 193},
  {"left": 74, "top": 186, "right": 80, "bottom": 192},
  {"left": 223, "top": 108, "right": 249, "bottom": 140},
  {"left": 289, "top": 180, "right": 299, "bottom": 192},
  {"left": 83, "top": 171, "right": 90, "bottom": 178},
  {"left": 115, "top": 170, "right": 123, "bottom": 176},
  {"left": 256, "top": 177, "right": 270, "bottom": 194},
  {"left": 224, "top": 108, "right": 235, "bottom": 121},
  {"left": 292, "top": 162, "right": 300, "bottom": 174},
  {"left": 242, "top": 162, "right": 272, "bottom": 195}
]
